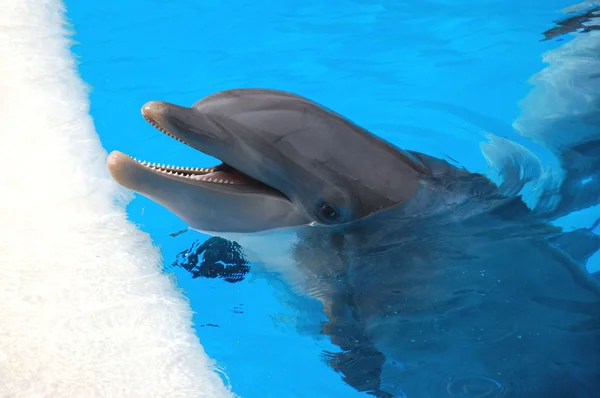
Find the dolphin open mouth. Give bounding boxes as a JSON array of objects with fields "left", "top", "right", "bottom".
[
  {"left": 139, "top": 113, "right": 256, "bottom": 185},
  {"left": 126, "top": 158, "right": 258, "bottom": 185},
  {"left": 108, "top": 104, "right": 287, "bottom": 198}
]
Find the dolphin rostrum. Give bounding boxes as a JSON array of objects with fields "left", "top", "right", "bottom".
[{"left": 108, "top": 89, "right": 600, "bottom": 397}]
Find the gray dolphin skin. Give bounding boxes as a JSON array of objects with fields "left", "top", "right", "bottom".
[{"left": 107, "top": 89, "right": 600, "bottom": 398}]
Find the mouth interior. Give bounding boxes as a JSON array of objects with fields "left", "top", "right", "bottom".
[
  {"left": 134, "top": 113, "right": 281, "bottom": 192},
  {"left": 133, "top": 160, "right": 261, "bottom": 185}
]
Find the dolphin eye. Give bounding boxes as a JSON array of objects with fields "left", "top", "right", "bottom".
[{"left": 320, "top": 202, "right": 339, "bottom": 219}]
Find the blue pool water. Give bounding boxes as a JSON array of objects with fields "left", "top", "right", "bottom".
[{"left": 67, "top": 0, "right": 600, "bottom": 396}]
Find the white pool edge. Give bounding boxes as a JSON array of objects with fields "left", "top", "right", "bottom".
[{"left": 0, "top": 1, "right": 234, "bottom": 397}]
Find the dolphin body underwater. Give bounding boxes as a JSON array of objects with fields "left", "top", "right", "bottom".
[{"left": 107, "top": 89, "right": 600, "bottom": 398}]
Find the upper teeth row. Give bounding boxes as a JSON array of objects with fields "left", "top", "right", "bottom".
[{"left": 143, "top": 116, "right": 187, "bottom": 145}]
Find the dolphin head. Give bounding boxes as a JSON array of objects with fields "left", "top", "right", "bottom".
[{"left": 107, "top": 89, "right": 429, "bottom": 233}]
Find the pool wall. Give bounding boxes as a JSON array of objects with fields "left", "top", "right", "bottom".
[{"left": 0, "top": 1, "right": 233, "bottom": 396}]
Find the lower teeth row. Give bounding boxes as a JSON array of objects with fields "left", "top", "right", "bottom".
[
  {"left": 133, "top": 158, "right": 234, "bottom": 184},
  {"left": 134, "top": 158, "right": 211, "bottom": 172}
]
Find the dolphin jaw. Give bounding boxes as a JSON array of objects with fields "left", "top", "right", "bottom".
[
  {"left": 107, "top": 105, "right": 289, "bottom": 197},
  {"left": 107, "top": 150, "right": 291, "bottom": 200}
]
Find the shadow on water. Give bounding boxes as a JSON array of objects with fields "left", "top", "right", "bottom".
[
  {"left": 542, "top": 3, "right": 600, "bottom": 41},
  {"left": 166, "top": 6, "right": 600, "bottom": 397},
  {"left": 172, "top": 237, "right": 251, "bottom": 284}
]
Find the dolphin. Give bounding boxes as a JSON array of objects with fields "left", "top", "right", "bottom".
[
  {"left": 107, "top": 89, "right": 600, "bottom": 397},
  {"left": 107, "top": 89, "right": 428, "bottom": 234}
]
